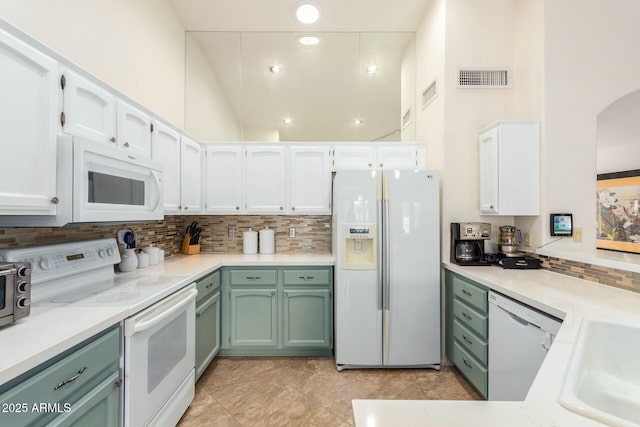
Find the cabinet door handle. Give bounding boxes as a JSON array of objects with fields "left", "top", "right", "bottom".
[
  {"left": 489, "top": 204, "right": 494, "bottom": 210},
  {"left": 463, "top": 359, "right": 473, "bottom": 370},
  {"left": 462, "top": 312, "right": 472, "bottom": 321},
  {"left": 196, "top": 312, "right": 202, "bottom": 318},
  {"left": 462, "top": 289, "right": 472, "bottom": 297},
  {"left": 462, "top": 335, "right": 473, "bottom": 345},
  {"left": 235, "top": 206, "right": 240, "bottom": 210},
  {"left": 54, "top": 367, "right": 87, "bottom": 390},
  {"left": 279, "top": 206, "right": 283, "bottom": 211},
  {"left": 124, "top": 142, "right": 130, "bottom": 148},
  {"left": 299, "top": 275, "right": 315, "bottom": 280},
  {"left": 292, "top": 206, "right": 296, "bottom": 211},
  {"left": 271, "top": 291, "right": 276, "bottom": 296},
  {"left": 284, "top": 292, "right": 288, "bottom": 297},
  {"left": 246, "top": 276, "right": 261, "bottom": 280},
  {"left": 110, "top": 137, "right": 116, "bottom": 143}
]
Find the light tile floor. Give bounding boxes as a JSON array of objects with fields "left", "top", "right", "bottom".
[{"left": 178, "top": 357, "right": 480, "bottom": 426}]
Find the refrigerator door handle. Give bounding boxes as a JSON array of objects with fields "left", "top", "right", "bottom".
[
  {"left": 383, "top": 199, "right": 391, "bottom": 310},
  {"left": 377, "top": 199, "right": 383, "bottom": 310}
]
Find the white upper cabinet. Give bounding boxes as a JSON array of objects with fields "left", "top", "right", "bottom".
[
  {"left": 245, "top": 146, "right": 286, "bottom": 214},
  {"left": 0, "top": 28, "right": 58, "bottom": 215},
  {"left": 376, "top": 145, "right": 419, "bottom": 169},
  {"left": 116, "top": 100, "right": 152, "bottom": 159},
  {"left": 180, "top": 137, "right": 202, "bottom": 213},
  {"left": 151, "top": 122, "right": 181, "bottom": 213},
  {"left": 61, "top": 70, "right": 116, "bottom": 145},
  {"left": 332, "top": 146, "right": 376, "bottom": 170},
  {"left": 478, "top": 121, "right": 539, "bottom": 216},
  {"left": 204, "top": 145, "right": 244, "bottom": 214},
  {"left": 288, "top": 146, "right": 332, "bottom": 214}
]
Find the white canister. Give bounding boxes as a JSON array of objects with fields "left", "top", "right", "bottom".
[
  {"left": 243, "top": 228, "right": 258, "bottom": 254},
  {"left": 118, "top": 248, "right": 138, "bottom": 272},
  {"left": 142, "top": 246, "right": 160, "bottom": 265},
  {"left": 137, "top": 252, "right": 149, "bottom": 268},
  {"left": 259, "top": 226, "right": 275, "bottom": 254},
  {"left": 158, "top": 249, "right": 165, "bottom": 263}
]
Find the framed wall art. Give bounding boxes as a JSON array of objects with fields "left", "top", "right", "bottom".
[{"left": 597, "top": 169, "right": 640, "bottom": 253}]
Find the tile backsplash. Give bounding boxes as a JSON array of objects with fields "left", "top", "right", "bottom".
[
  {"left": 184, "top": 215, "right": 332, "bottom": 254},
  {"left": 530, "top": 253, "right": 640, "bottom": 294},
  {"left": 0, "top": 215, "right": 332, "bottom": 256},
  {"left": 0, "top": 216, "right": 185, "bottom": 256}
]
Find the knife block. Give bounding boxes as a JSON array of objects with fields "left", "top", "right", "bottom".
[{"left": 181, "top": 235, "right": 201, "bottom": 255}]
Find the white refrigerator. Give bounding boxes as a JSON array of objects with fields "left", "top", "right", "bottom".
[{"left": 333, "top": 169, "right": 441, "bottom": 370}]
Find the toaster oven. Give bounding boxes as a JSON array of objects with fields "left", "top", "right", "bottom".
[{"left": 0, "top": 262, "right": 31, "bottom": 327}]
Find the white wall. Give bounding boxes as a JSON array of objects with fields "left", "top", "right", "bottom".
[
  {"left": 185, "top": 33, "right": 241, "bottom": 141},
  {"left": 525, "top": 0, "right": 640, "bottom": 251},
  {"left": 0, "top": 0, "right": 186, "bottom": 128},
  {"left": 596, "top": 90, "right": 640, "bottom": 175},
  {"left": 242, "top": 127, "right": 279, "bottom": 142},
  {"left": 400, "top": 38, "right": 417, "bottom": 142}
]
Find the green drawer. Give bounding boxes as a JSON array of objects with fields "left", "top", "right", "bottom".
[
  {"left": 452, "top": 274, "right": 488, "bottom": 313},
  {"left": 283, "top": 269, "right": 330, "bottom": 286},
  {"left": 453, "top": 298, "right": 488, "bottom": 339},
  {"left": 453, "top": 341, "right": 487, "bottom": 398},
  {"left": 230, "top": 269, "right": 277, "bottom": 285},
  {"left": 0, "top": 327, "right": 120, "bottom": 426},
  {"left": 196, "top": 269, "right": 220, "bottom": 303},
  {"left": 453, "top": 319, "right": 488, "bottom": 366}
]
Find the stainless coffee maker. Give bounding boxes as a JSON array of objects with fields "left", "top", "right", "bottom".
[{"left": 450, "top": 223, "right": 492, "bottom": 266}]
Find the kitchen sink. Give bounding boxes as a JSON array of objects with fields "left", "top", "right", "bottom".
[{"left": 559, "top": 319, "right": 640, "bottom": 427}]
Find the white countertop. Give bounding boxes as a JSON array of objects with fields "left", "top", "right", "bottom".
[
  {"left": 0, "top": 253, "right": 333, "bottom": 386},
  {"left": 353, "top": 262, "right": 640, "bottom": 426}
]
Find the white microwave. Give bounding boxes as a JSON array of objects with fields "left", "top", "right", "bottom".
[{"left": 0, "top": 135, "right": 164, "bottom": 226}]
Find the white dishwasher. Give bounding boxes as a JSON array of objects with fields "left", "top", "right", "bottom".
[{"left": 488, "top": 291, "right": 561, "bottom": 401}]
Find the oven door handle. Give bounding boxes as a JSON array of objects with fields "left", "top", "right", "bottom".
[
  {"left": 0, "top": 269, "right": 16, "bottom": 277},
  {"left": 128, "top": 287, "right": 197, "bottom": 335}
]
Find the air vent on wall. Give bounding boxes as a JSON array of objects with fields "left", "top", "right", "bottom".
[
  {"left": 457, "top": 68, "right": 510, "bottom": 88},
  {"left": 422, "top": 80, "right": 437, "bottom": 109}
]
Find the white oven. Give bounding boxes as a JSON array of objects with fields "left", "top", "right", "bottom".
[{"left": 123, "top": 283, "right": 197, "bottom": 427}]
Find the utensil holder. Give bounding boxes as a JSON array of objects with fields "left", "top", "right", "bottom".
[{"left": 181, "top": 235, "right": 201, "bottom": 255}]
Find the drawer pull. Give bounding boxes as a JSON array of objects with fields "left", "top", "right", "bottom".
[
  {"left": 462, "top": 312, "right": 472, "bottom": 321},
  {"left": 196, "top": 312, "right": 201, "bottom": 318},
  {"left": 54, "top": 367, "right": 87, "bottom": 390},
  {"left": 299, "top": 275, "right": 315, "bottom": 280},
  {"left": 463, "top": 359, "right": 473, "bottom": 370},
  {"left": 246, "top": 276, "right": 261, "bottom": 280},
  {"left": 462, "top": 335, "right": 473, "bottom": 345},
  {"left": 205, "top": 283, "right": 214, "bottom": 289},
  {"left": 462, "top": 289, "right": 472, "bottom": 297}
]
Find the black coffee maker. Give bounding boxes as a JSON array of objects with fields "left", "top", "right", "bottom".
[{"left": 450, "top": 223, "right": 492, "bottom": 266}]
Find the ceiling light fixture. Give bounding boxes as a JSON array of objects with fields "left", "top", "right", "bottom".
[
  {"left": 366, "top": 65, "right": 378, "bottom": 74},
  {"left": 298, "top": 35, "right": 321, "bottom": 46},
  {"left": 269, "top": 64, "right": 282, "bottom": 74},
  {"left": 283, "top": 117, "right": 293, "bottom": 125},
  {"left": 354, "top": 119, "right": 363, "bottom": 125},
  {"left": 295, "top": 2, "right": 320, "bottom": 25}
]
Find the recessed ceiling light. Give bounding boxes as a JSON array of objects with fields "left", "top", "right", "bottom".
[
  {"left": 283, "top": 117, "right": 293, "bottom": 125},
  {"left": 269, "top": 64, "right": 282, "bottom": 74},
  {"left": 354, "top": 119, "right": 363, "bottom": 125},
  {"left": 366, "top": 65, "right": 378, "bottom": 74},
  {"left": 298, "top": 35, "right": 321, "bottom": 46},
  {"left": 295, "top": 2, "right": 320, "bottom": 24}
]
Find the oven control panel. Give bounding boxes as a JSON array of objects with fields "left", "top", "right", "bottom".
[{"left": 0, "top": 239, "right": 120, "bottom": 284}]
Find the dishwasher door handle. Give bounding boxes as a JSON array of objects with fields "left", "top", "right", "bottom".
[{"left": 497, "top": 304, "right": 538, "bottom": 329}]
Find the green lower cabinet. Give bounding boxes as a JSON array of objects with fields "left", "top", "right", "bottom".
[
  {"left": 0, "top": 326, "right": 121, "bottom": 427},
  {"left": 50, "top": 371, "right": 120, "bottom": 427},
  {"left": 195, "top": 290, "right": 221, "bottom": 380},
  {"left": 230, "top": 288, "right": 278, "bottom": 347},
  {"left": 445, "top": 270, "right": 489, "bottom": 399},
  {"left": 283, "top": 289, "right": 331, "bottom": 347},
  {"left": 220, "top": 266, "right": 333, "bottom": 356}
]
